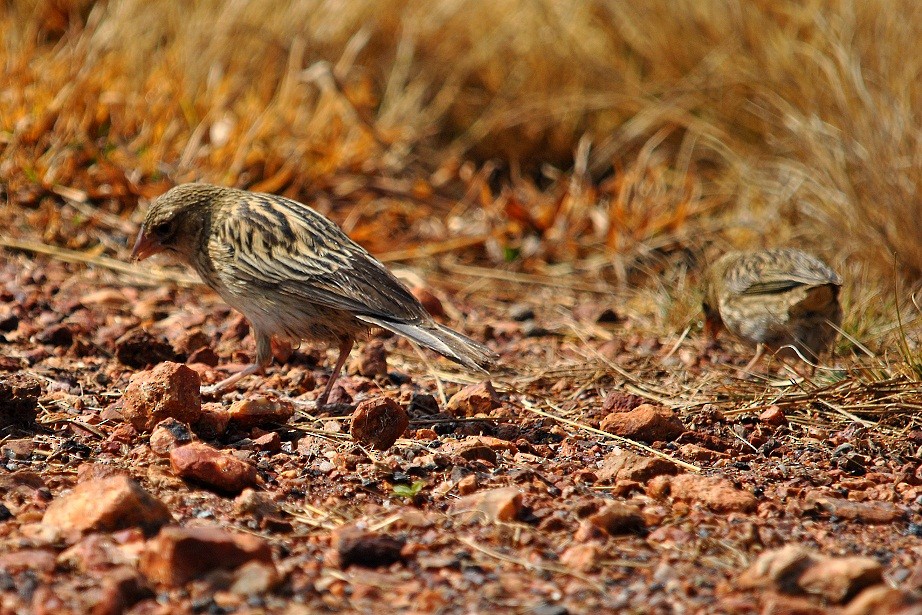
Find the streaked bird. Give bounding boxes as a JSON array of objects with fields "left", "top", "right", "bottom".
[
  {"left": 702, "top": 248, "right": 842, "bottom": 371},
  {"left": 131, "top": 183, "right": 495, "bottom": 404}
]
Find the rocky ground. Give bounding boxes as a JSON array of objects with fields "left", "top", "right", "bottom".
[{"left": 1, "top": 251, "right": 921, "bottom": 614}]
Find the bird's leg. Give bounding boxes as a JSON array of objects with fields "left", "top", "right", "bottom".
[
  {"left": 740, "top": 343, "right": 765, "bottom": 375},
  {"left": 202, "top": 331, "right": 273, "bottom": 396},
  {"left": 315, "top": 338, "right": 354, "bottom": 407}
]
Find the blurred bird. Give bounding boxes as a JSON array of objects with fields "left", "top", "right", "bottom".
[
  {"left": 702, "top": 248, "right": 842, "bottom": 372},
  {"left": 131, "top": 183, "right": 495, "bottom": 404}
]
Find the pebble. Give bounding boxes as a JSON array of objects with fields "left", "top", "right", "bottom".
[
  {"left": 122, "top": 362, "right": 201, "bottom": 432},
  {"left": 449, "top": 487, "right": 522, "bottom": 523},
  {"left": 445, "top": 381, "right": 501, "bottom": 418},
  {"left": 169, "top": 442, "right": 258, "bottom": 493},
  {"left": 139, "top": 525, "right": 274, "bottom": 586},
  {"left": 599, "top": 404, "right": 685, "bottom": 443},
  {"left": 42, "top": 476, "right": 171, "bottom": 536},
  {"left": 350, "top": 397, "right": 409, "bottom": 451}
]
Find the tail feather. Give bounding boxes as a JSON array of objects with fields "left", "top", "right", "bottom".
[{"left": 357, "top": 316, "right": 495, "bottom": 373}]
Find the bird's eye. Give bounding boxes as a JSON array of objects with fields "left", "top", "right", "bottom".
[{"left": 151, "top": 219, "right": 176, "bottom": 239}]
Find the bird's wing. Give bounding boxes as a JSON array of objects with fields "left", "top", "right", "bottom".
[
  {"left": 727, "top": 250, "right": 842, "bottom": 297},
  {"left": 209, "top": 191, "right": 426, "bottom": 323}
]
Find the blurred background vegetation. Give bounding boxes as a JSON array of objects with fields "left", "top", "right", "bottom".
[{"left": 2, "top": 0, "right": 922, "bottom": 346}]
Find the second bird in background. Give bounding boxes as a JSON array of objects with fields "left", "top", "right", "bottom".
[{"left": 702, "top": 247, "right": 843, "bottom": 373}]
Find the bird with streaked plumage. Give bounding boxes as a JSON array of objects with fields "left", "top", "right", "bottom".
[
  {"left": 702, "top": 248, "right": 842, "bottom": 372},
  {"left": 131, "top": 183, "right": 496, "bottom": 405}
]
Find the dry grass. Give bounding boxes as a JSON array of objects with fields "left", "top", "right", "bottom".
[{"left": 3, "top": 1, "right": 922, "bottom": 337}]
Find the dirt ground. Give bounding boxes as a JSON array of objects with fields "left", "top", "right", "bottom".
[{"left": 0, "top": 238, "right": 921, "bottom": 615}]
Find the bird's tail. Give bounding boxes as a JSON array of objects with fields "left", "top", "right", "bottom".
[{"left": 358, "top": 316, "right": 496, "bottom": 373}]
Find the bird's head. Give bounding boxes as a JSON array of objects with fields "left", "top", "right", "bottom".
[{"left": 131, "top": 184, "right": 226, "bottom": 262}]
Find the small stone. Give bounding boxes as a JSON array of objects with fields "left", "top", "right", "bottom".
[
  {"left": 35, "top": 323, "right": 74, "bottom": 347},
  {"left": 115, "top": 328, "right": 176, "bottom": 368},
  {"left": 349, "top": 339, "right": 388, "bottom": 378},
  {"left": 92, "top": 567, "right": 154, "bottom": 615},
  {"left": 449, "top": 487, "right": 522, "bottom": 523},
  {"left": 331, "top": 524, "right": 406, "bottom": 569},
  {"left": 407, "top": 393, "right": 440, "bottom": 418},
  {"left": 445, "top": 381, "right": 501, "bottom": 418},
  {"left": 229, "top": 560, "right": 279, "bottom": 595},
  {"left": 350, "top": 397, "right": 409, "bottom": 451},
  {"left": 678, "top": 443, "right": 728, "bottom": 463},
  {"left": 602, "top": 391, "right": 646, "bottom": 413},
  {"left": 251, "top": 431, "right": 282, "bottom": 452},
  {"left": 599, "top": 404, "right": 685, "bottom": 443},
  {"left": 656, "top": 474, "right": 757, "bottom": 513},
  {"left": 445, "top": 439, "right": 498, "bottom": 464},
  {"left": 0, "top": 549, "right": 57, "bottom": 573},
  {"left": 170, "top": 442, "right": 258, "bottom": 493},
  {"left": 139, "top": 525, "right": 274, "bottom": 586},
  {"left": 122, "top": 362, "right": 201, "bottom": 432},
  {"left": 0, "top": 374, "right": 41, "bottom": 427},
  {"left": 457, "top": 474, "right": 479, "bottom": 495},
  {"left": 802, "top": 492, "right": 905, "bottom": 524},
  {"left": 597, "top": 451, "right": 680, "bottom": 483},
  {"left": 737, "top": 544, "right": 818, "bottom": 591},
  {"left": 843, "top": 586, "right": 921, "bottom": 615},
  {"left": 234, "top": 489, "right": 281, "bottom": 521},
  {"left": 799, "top": 555, "right": 883, "bottom": 603},
  {"left": 149, "top": 418, "right": 194, "bottom": 456},
  {"left": 227, "top": 396, "right": 294, "bottom": 429},
  {"left": 1, "top": 438, "right": 36, "bottom": 460},
  {"left": 195, "top": 402, "right": 231, "bottom": 438},
  {"left": 42, "top": 476, "right": 171, "bottom": 536},
  {"left": 759, "top": 406, "right": 786, "bottom": 426},
  {"left": 560, "top": 543, "right": 602, "bottom": 573},
  {"left": 588, "top": 502, "right": 645, "bottom": 535}
]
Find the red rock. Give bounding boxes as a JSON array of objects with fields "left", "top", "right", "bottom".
[
  {"left": 251, "top": 432, "right": 282, "bottom": 452},
  {"left": 801, "top": 492, "right": 905, "bottom": 524},
  {"left": 1, "top": 438, "right": 35, "bottom": 460},
  {"left": 655, "top": 474, "right": 757, "bottom": 513},
  {"left": 737, "top": 544, "right": 818, "bottom": 591},
  {"left": 843, "top": 586, "right": 922, "bottom": 615},
  {"left": 122, "top": 362, "right": 201, "bottom": 432},
  {"left": 331, "top": 524, "right": 406, "bottom": 569},
  {"left": 91, "top": 567, "right": 154, "bottom": 615},
  {"left": 58, "top": 533, "right": 135, "bottom": 572},
  {"left": 457, "top": 474, "right": 479, "bottom": 495},
  {"left": 588, "top": 502, "right": 645, "bottom": 535},
  {"left": 76, "top": 463, "right": 130, "bottom": 484},
  {"left": 228, "top": 560, "right": 280, "bottom": 595},
  {"left": 114, "top": 328, "right": 176, "bottom": 368},
  {"left": 759, "top": 405, "right": 786, "bottom": 426},
  {"left": 0, "top": 374, "right": 41, "bottom": 427},
  {"left": 227, "top": 396, "right": 294, "bottom": 429},
  {"left": 169, "top": 442, "right": 258, "bottom": 493},
  {"left": 678, "top": 443, "right": 728, "bottom": 463},
  {"left": 195, "top": 402, "right": 231, "bottom": 438},
  {"left": 149, "top": 418, "right": 194, "bottom": 456},
  {"left": 445, "top": 381, "right": 501, "bottom": 418},
  {"left": 0, "top": 549, "right": 57, "bottom": 573},
  {"left": 350, "top": 397, "right": 409, "bottom": 451},
  {"left": 349, "top": 339, "right": 389, "bottom": 378},
  {"left": 597, "top": 451, "right": 680, "bottom": 483},
  {"left": 444, "top": 439, "right": 498, "bottom": 464},
  {"left": 602, "top": 391, "right": 646, "bottom": 413},
  {"left": 449, "top": 487, "right": 522, "bottom": 523},
  {"left": 599, "top": 404, "right": 685, "bottom": 443},
  {"left": 560, "top": 543, "right": 602, "bottom": 572},
  {"left": 138, "top": 525, "right": 274, "bottom": 586},
  {"left": 42, "top": 476, "right": 171, "bottom": 536},
  {"left": 799, "top": 555, "right": 883, "bottom": 603}
]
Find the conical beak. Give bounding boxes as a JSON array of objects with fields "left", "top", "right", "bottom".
[{"left": 130, "top": 227, "right": 163, "bottom": 262}]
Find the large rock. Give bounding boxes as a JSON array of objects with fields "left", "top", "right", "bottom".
[
  {"left": 170, "top": 442, "right": 258, "bottom": 493},
  {"left": 599, "top": 404, "right": 685, "bottom": 443},
  {"left": 42, "top": 476, "right": 171, "bottom": 536},
  {"left": 139, "top": 525, "right": 274, "bottom": 586},
  {"left": 122, "top": 362, "right": 201, "bottom": 432}
]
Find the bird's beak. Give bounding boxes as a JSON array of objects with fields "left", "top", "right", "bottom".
[{"left": 130, "top": 227, "right": 163, "bottom": 262}]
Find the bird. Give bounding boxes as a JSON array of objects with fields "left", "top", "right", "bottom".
[
  {"left": 130, "top": 183, "right": 496, "bottom": 405},
  {"left": 701, "top": 248, "right": 842, "bottom": 372}
]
